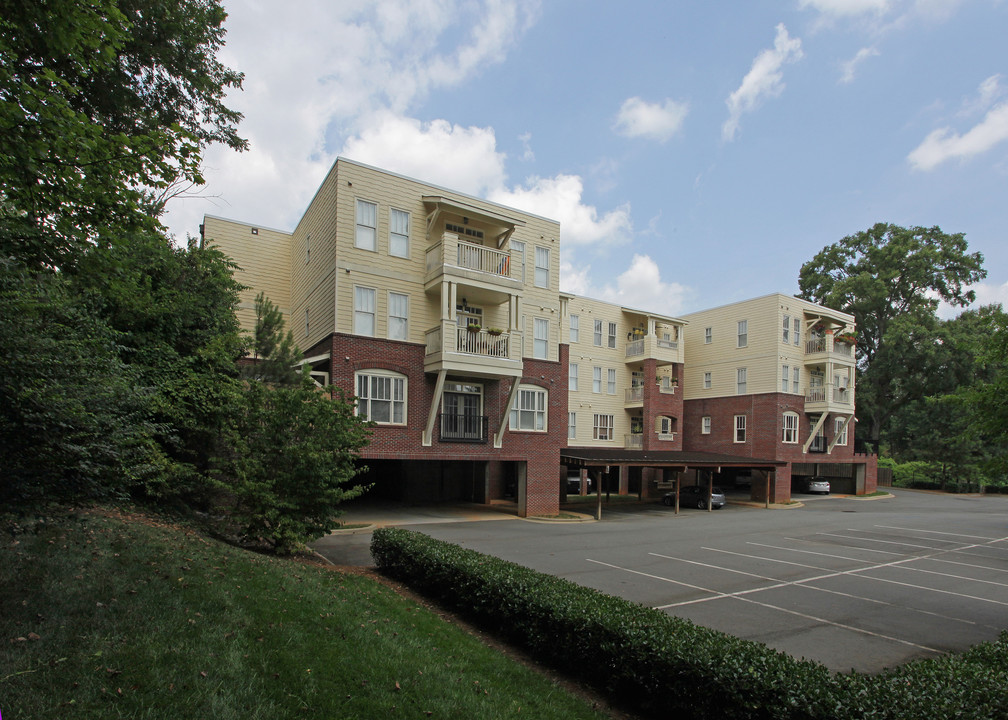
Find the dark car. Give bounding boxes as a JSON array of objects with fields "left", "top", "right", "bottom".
[{"left": 663, "top": 485, "right": 726, "bottom": 509}]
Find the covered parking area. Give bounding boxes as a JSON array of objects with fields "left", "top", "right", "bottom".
[{"left": 560, "top": 449, "right": 787, "bottom": 516}]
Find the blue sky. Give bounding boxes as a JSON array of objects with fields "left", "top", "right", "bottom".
[{"left": 163, "top": 0, "right": 1008, "bottom": 318}]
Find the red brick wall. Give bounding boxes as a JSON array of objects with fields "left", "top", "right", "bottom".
[
  {"left": 642, "top": 360, "right": 684, "bottom": 451},
  {"left": 314, "top": 333, "right": 565, "bottom": 516}
]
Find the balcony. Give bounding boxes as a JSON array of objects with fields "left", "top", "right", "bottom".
[
  {"left": 804, "top": 384, "right": 854, "bottom": 414},
  {"left": 805, "top": 336, "right": 855, "bottom": 365},
  {"left": 625, "top": 433, "right": 643, "bottom": 450},
  {"left": 440, "top": 413, "right": 489, "bottom": 443},
  {"left": 624, "top": 334, "right": 682, "bottom": 366},
  {"left": 624, "top": 385, "right": 644, "bottom": 407},
  {"left": 425, "top": 233, "right": 522, "bottom": 299},
  {"left": 424, "top": 322, "right": 524, "bottom": 378}
]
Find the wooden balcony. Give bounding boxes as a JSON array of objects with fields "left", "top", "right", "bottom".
[
  {"left": 804, "top": 385, "right": 854, "bottom": 414},
  {"left": 424, "top": 322, "right": 523, "bottom": 378},
  {"left": 624, "top": 334, "right": 682, "bottom": 366},
  {"left": 425, "top": 233, "right": 522, "bottom": 300}
]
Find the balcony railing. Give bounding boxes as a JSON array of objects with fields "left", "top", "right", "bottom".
[
  {"left": 426, "top": 233, "right": 511, "bottom": 279},
  {"left": 806, "top": 336, "right": 854, "bottom": 357},
  {"left": 626, "top": 338, "right": 645, "bottom": 357},
  {"left": 440, "top": 414, "right": 489, "bottom": 443},
  {"left": 809, "top": 437, "right": 828, "bottom": 453},
  {"left": 805, "top": 385, "right": 852, "bottom": 405},
  {"left": 658, "top": 377, "right": 678, "bottom": 394},
  {"left": 456, "top": 326, "right": 510, "bottom": 358},
  {"left": 625, "top": 433, "right": 643, "bottom": 450},
  {"left": 625, "top": 386, "right": 644, "bottom": 403}
]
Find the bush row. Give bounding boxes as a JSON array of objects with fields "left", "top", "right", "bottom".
[{"left": 371, "top": 528, "right": 1008, "bottom": 720}]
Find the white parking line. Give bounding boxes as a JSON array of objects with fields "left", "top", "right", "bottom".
[
  {"left": 817, "top": 532, "right": 938, "bottom": 550},
  {"left": 926, "top": 556, "right": 1008, "bottom": 574},
  {"left": 873, "top": 525, "right": 1001, "bottom": 541},
  {"left": 586, "top": 557, "right": 941, "bottom": 654},
  {"left": 781, "top": 538, "right": 903, "bottom": 557}
]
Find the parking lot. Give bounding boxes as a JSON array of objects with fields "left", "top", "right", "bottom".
[{"left": 316, "top": 489, "right": 1008, "bottom": 673}]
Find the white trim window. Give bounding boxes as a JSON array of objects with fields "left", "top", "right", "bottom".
[
  {"left": 510, "top": 385, "right": 547, "bottom": 431},
  {"left": 534, "top": 246, "right": 550, "bottom": 288},
  {"left": 835, "top": 417, "right": 848, "bottom": 446},
  {"left": 355, "top": 199, "right": 377, "bottom": 251},
  {"left": 389, "top": 208, "right": 410, "bottom": 258},
  {"left": 569, "top": 362, "right": 578, "bottom": 391},
  {"left": 704, "top": 371, "right": 712, "bottom": 389},
  {"left": 782, "top": 364, "right": 790, "bottom": 393},
  {"left": 533, "top": 317, "right": 549, "bottom": 359},
  {"left": 658, "top": 416, "right": 674, "bottom": 435},
  {"left": 607, "top": 322, "right": 617, "bottom": 349},
  {"left": 592, "top": 366, "right": 602, "bottom": 393},
  {"left": 569, "top": 412, "right": 576, "bottom": 440},
  {"left": 593, "top": 413, "right": 614, "bottom": 441},
  {"left": 704, "top": 327, "right": 712, "bottom": 344},
  {"left": 782, "top": 412, "right": 799, "bottom": 443},
  {"left": 356, "top": 371, "right": 406, "bottom": 424},
  {"left": 388, "top": 291, "right": 408, "bottom": 341},
  {"left": 793, "top": 318, "right": 801, "bottom": 346},
  {"left": 737, "top": 320, "right": 748, "bottom": 347},
  {"left": 701, "top": 416, "right": 712, "bottom": 435},
  {"left": 511, "top": 240, "right": 525, "bottom": 283},
  {"left": 569, "top": 314, "right": 579, "bottom": 343},
  {"left": 782, "top": 315, "right": 790, "bottom": 343},
  {"left": 593, "top": 319, "right": 603, "bottom": 346},
  {"left": 792, "top": 367, "right": 800, "bottom": 394},
  {"left": 734, "top": 415, "right": 746, "bottom": 443},
  {"left": 736, "top": 367, "right": 747, "bottom": 394},
  {"left": 354, "top": 286, "right": 376, "bottom": 336},
  {"left": 607, "top": 368, "right": 617, "bottom": 395}
]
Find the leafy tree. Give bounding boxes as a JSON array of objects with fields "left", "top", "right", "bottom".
[
  {"left": 798, "top": 223, "right": 986, "bottom": 451},
  {"left": 243, "top": 292, "right": 303, "bottom": 385},
  {"left": 969, "top": 307, "right": 1008, "bottom": 479},
  {"left": 0, "top": 259, "right": 161, "bottom": 505},
  {"left": 222, "top": 377, "right": 371, "bottom": 553},
  {"left": 71, "top": 233, "right": 247, "bottom": 502},
  {"left": 0, "top": 0, "right": 246, "bottom": 268}
]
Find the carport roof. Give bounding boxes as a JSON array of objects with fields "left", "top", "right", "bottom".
[{"left": 560, "top": 448, "right": 785, "bottom": 470}]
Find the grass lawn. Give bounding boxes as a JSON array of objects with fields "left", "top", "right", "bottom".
[{"left": 0, "top": 510, "right": 613, "bottom": 720}]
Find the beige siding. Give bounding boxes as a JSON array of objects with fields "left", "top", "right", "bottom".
[{"left": 202, "top": 216, "right": 291, "bottom": 335}]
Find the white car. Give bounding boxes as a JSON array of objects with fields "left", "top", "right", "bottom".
[{"left": 803, "top": 477, "right": 830, "bottom": 494}]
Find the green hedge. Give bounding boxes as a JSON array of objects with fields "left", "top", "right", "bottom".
[{"left": 371, "top": 528, "right": 1008, "bottom": 720}]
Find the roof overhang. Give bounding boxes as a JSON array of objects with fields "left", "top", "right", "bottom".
[
  {"left": 560, "top": 448, "right": 785, "bottom": 470},
  {"left": 423, "top": 195, "right": 526, "bottom": 247}
]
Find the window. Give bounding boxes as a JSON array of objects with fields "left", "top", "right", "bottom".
[
  {"left": 593, "top": 319, "right": 603, "bottom": 346},
  {"left": 442, "top": 382, "right": 483, "bottom": 441},
  {"left": 534, "top": 246, "right": 550, "bottom": 288},
  {"left": 792, "top": 367, "right": 800, "bottom": 394},
  {"left": 782, "top": 315, "right": 790, "bottom": 343},
  {"left": 355, "top": 199, "right": 377, "bottom": 251},
  {"left": 511, "top": 240, "right": 525, "bottom": 282},
  {"left": 592, "top": 366, "right": 602, "bottom": 393},
  {"left": 533, "top": 317, "right": 548, "bottom": 359},
  {"left": 607, "top": 322, "right": 617, "bottom": 349},
  {"left": 658, "top": 416, "right": 674, "bottom": 435},
  {"left": 782, "top": 364, "right": 790, "bottom": 393},
  {"left": 354, "top": 286, "right": 376, "bottom": 336},
  {"left": 793, "top": 318, "right": 801, "bottom": 346},
  {"left": 569, "top": 314, "right": 579, "bottom": 343},
  {"left": 356, "top": 371, "right": 406, "bottom": 424},
  {"left": 704, "top": 327, "right": 712, "bottom": 344},
  {"left": 569, "top": 362, "right": 578, "bottom": 391},
  {"left": 703, "top": 371, "right": 712, "bottom": 389},
  {"left": 737, "top": 367, "right": 747, "bottom": 394},
  {"left": 782, "top": 412, "right": 799, "bottom": 443},
  {"left": 734, "top": 415, "right": 746, "bottom": 443},
  {"left": 389, "top": 208, "right": 409, "bottom": 258},
  {"left": 701, "top": 416, "right": 712, "bottom": 435},
  {"left": 593, "top": 413, "right": 614, "bottom": 441},
  {"left": 835, "top": 417, "right": 848, "bottom": 446},
  {"left": 607, "top": 368, "right": 616, "bottom": 395},
  {"left": 510, "top": 385, "right": 547, "bottom": 431},
  {"left": 569, "top": 412, "right": 576, "bottom": 440},
  {"left": 388, "top": 292, "right": 408, "bottom": 340},
  {"left": 737, "top": 320, "right": 748, "bottom": 347}
]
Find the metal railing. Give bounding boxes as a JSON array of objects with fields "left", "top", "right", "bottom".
[{"left": 440, "top": 414, "right": 489, "bottom": 443}]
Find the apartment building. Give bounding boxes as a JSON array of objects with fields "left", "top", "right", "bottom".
[
  {"left": 202, "top": 158, "right": 568, "bottom": 517},
  {"left": 681, "top": 294, "right": 877, "bottom": 501}
]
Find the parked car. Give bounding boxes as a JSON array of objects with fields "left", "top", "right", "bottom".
[
  {"left": 566, "top": 474, "right": 592, "bottom": 493},
  {"left": 663, "top": 485, "right": 726, "bottom": 509},
  {"left": 802, "top": 477, "right": 830, "bottom": 494}
]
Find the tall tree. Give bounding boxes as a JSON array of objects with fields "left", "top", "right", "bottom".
[
  {"left": 969, "top": 307, "right": 1008, "bottom": 478},
  {"left": 243, "top": 292, "right": 303, "bottom": 385},
  {"left": 798, "top": 223, "right": 985, "bottom": 451},
  {"left": 0, "top": 0, "right": 246, "bottom": 268}
]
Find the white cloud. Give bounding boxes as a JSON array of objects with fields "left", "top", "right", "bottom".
[
  {"left": 799, "top": 0, "right": 890, "bottom": 17},
  {"left": 908, "top": 102, "right": 1008, "bottom": 171},
  {"left": 614, "top": 97, "right": 689, "bottom": 142},
  {"left": 518, "top": 131, "right": 535, "bottom": 161},
  {"left": 491, "top": 175, "right": 633, "bottom": 248},
  {"left": 559, "top": 259, "right": 592, "bottom": 297},
  {"left": 588, "top": 255, "right": 692, "bottom": 316},
  {"left": 839, "top": 46, "right": 880, "bottom": 84},
  {"left": 937, "top": 280, "right": 1008, "bottom": 318},
  {"left": 341, "top": 113, "right": 507, "bottom": 195},
  {"left": 722, "top": 24, "right": 804, "bottom": 142}
]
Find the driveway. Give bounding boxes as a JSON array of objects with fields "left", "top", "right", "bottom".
[{"left": 312, "top": 489, "right": 1008, "bottom": 673}]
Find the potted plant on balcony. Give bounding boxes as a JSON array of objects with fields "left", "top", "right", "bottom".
[
  {"left": 836, "top": 331, "right": 857, "bottom": 345},
  {"left": 467, "top": 323, "right": 482, "bottom": 333},
  {"left": 487, "top": 327, "right": 504, "bottom": 336}
]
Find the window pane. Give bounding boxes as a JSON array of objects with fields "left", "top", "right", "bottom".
[
  {"left": 356, "top": 200, "right": 377, "bottom": 250},
  {"left": 354, "top": 287, "right": 376, "bottom": 336},
  {"left": 389, "top": 209, "right": 409, "bottom": 257},
  {"left": 569, "top": 363, "right": 578, "bottom": 391},
  {"left": 570, "top": 315, "right": 579, "bottom": 343},
  {"left": 534, "top": 247, "right": 549, "bottom": 288}
]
